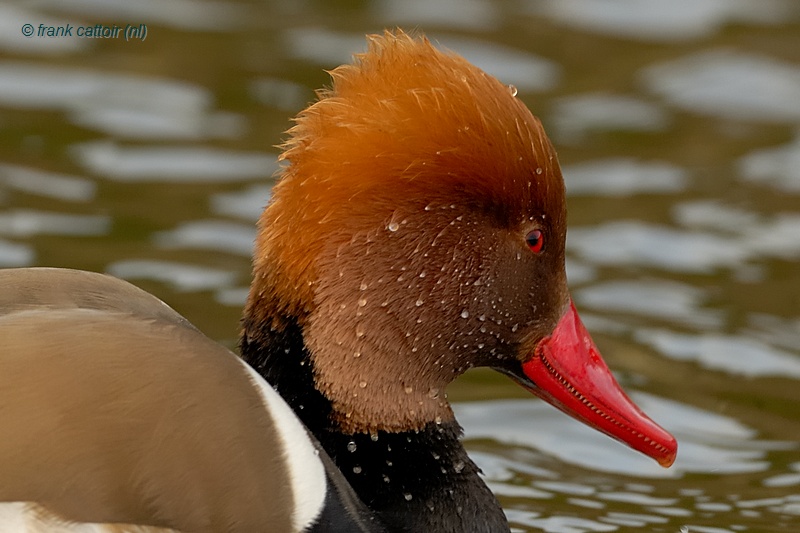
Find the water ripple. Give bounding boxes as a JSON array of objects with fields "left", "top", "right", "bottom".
[
  {"left": 738, "top": 134, "right": 800, "bottom": 193},
  {"left": 574, "top": 279, "right": 723, "bottom": 329},
  {"left": 284, "top": 27, "right": 560, "bottom": 92},
  {"left": 373, "top": 0, "right": 500, "bottom": 31},
  {"left": 72, "top": 141, "right": 276, "bottom": 182},
  {"left": 567, "top": 221, "right": 746, "bottom": 273},
  {"left": 0, "top": 164, "right": 96, "bottom": 202},
  {"left": 107, "top": 259, "right": 236, "bottom": 292},
  {"left": 35, "top": 0, "right": 248, "bottom": 31},
  {"left": 641, "top": 49, "right": 800, "bottom": 123},
  {"left": 525, "top": 0, "right": 794, "bottom": 42},
  {"left": 563, "top": 158, "right": 687, "bottom": 196},
  {"left": 0, "top": 209, "right": 109, "bottom": 237},
  {"left": 0, "top": 63, "right": 242, "bottom": 139},
  {"left": 456, "top": 393, "right": 794, "bottom": 479},
  {"left": 155, "top": 220, "right": 256, "bottom": 256},
  {"left": 551, "top": 94, "right": 670, "bottom": 143},
  {"left": 634, "top": 329, "right": 800, "bottom": 378},
  {"left": 0, "top": 239, "right": 33, "bottom": 267}
]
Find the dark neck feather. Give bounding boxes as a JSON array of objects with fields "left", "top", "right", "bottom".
[{"left": 239, "top": 312, "right": 509, "bottom": 533}]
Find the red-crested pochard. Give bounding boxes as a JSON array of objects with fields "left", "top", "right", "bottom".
[{"left": 0, "top": 30, "right": 676, "bottom": 532}]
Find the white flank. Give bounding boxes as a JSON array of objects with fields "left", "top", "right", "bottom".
[
  {"left": 0, "top": 502, "right": 177, "bottom": 532},
  {"left": 237, "top": 359, "right": 327, "bottom": 532}
]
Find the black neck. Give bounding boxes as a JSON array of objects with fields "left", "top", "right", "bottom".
[{"left": 240, "top": 313, "right": 509, "bottom": 533}]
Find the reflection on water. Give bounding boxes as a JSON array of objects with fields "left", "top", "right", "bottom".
[
  {"left": 456, "top": 394, "right": 795, "bottom": 479},
  {"left": 211, "top": 184, "right": 272, "bottom": 221},
  {"left": 32, "top": 0, "right": 249, "bottom": 31},
  {"left": 568, "top": 221, "right": 747, "bottom": 273},
  {"left": 458, "top": 397, "right": 799, "bottom": 531},
  {"left": 740, "top": 135, "right": 800, "bottom": 192},
  {"left": 641, "top": 50, "right": 800, "bottom": 123},
  {"left": 155, "top": 219, "right": 255, "bottom": 255},
  {"left": 285, "top": 27, "right": 561, "bottom": 93},
  {"left": 575, "top": 279, "right": 722, "bottom": 328},
  {"left": 563, "top": 159, "right": 686, "bottom": 196},
  {"left": 72, "top": 141, "right": 275, "bottom": 182},
  {"left": 0, "top": 209, "right": 109, "bottom": 237},
  {"left": 636, "top": 330, "right": 800, "bottom": 378},
  {"left": 0, "top": 239, "right": 32, "bottom": 267},
  {"left": 107, "top": 259, "right": 237, "bottom": 292},
  {"left": 373, "top": 0, "right": 501, "bottom": 31},
  {"left": 552, "top": 95, "right": 670, "bottom": 145},
  {"left": 524, "top": 0, "right": 795, "bottom": 42},
  {"left": 0, "top": 164, "right": 96, "bottom": 201},
  {"left": 0, "top": 63, "right": 245, "bottom": 139},
  {"left": 1, "top": 0, "right": 799, "bottom": 531}
]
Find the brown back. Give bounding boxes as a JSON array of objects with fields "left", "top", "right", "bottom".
[{"left": 0, "top": 268, "right": 296, "bottom": 532}]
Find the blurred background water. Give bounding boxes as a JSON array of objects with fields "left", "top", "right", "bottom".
[{"left": 1, "top": 1, "right": 799, "bottom": 531}]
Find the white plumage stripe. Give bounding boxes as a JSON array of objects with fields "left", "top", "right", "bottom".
[{"left": 236, "top": 359, "right": 327, "bottom": 532}]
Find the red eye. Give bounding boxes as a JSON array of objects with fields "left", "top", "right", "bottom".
[{"left": 525, "top": 229, "right": 544, "bottom": 253}]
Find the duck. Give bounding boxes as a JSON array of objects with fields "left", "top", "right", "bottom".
[{"left": 0, "top": 30, "right": 677, "bottom": 533}]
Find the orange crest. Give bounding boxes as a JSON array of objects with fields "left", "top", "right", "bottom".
[{"left": 251, "top": 30, "right": 565, "bottom": 316}]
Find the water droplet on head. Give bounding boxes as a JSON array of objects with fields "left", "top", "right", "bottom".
[
  {"left": 358, "top": 297, "right": 367, "bottom": 307},
  {"left": 508, "top": 84, "right": 518, "bottom": 97},
  {"left": 353, "top": 466, "right": 362, "bottom": 474},
  {"left": 404, "top": 385, "right": 413, "bottom": 394},
  {"left": 415, "top": 298, "right": 424, "bottom": 307},
  {"left": 388, "top": 221, "right": 399, "bottom": 232},
  {"left": 404, "top": 493, "right": 413, "bottom": 501},
  {"left": 360, "top": 281, "right": 368, "bottom": 291},
  {"left": 347, "top": 441, "right": 357, "bottom": 453},
  {"left": 356, "top": 324, "right": 365, "bottom": 338},
  {"left": 370, "top": 433, "right": 379, "bottom": 441},
  {"left": 353, "top": 350, "right": 361, "bottom": 358},
  {"left": 383, "top": 474, "right": 391, "bottom": 483},
  {"left": 359, "top": 381, "right": 367, "bottom": 388},
  {"left": 453, "top": 460, "right": 465, "bottom": 473},
  {"left": 460, "top": 309, "right": 470, "bottom": 319},
  {"left": 535, "top": 167, "right": 543, "bottom": 175}
]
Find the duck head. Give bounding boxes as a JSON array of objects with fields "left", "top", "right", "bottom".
[{"left": 244, "top": 31, "right": 676, "bottom": 468}]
